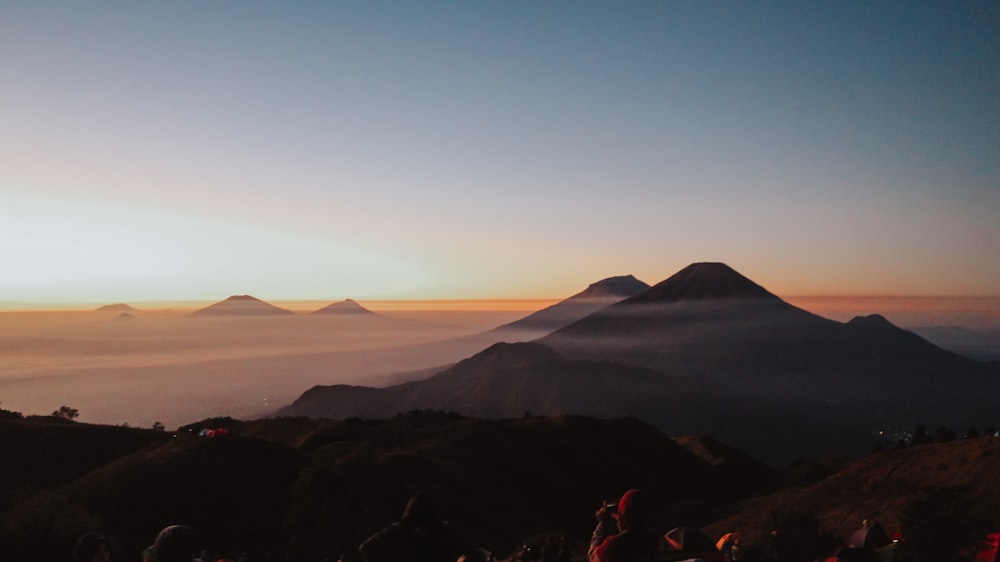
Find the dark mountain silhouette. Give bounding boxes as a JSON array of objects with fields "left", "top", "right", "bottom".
[
  {"left": 282, "top": 262, "right": 1000, "bottom": 464},
  {"left": 539, "top": 262, "right": 1000, "bottom": 440},
  {"left": 114, "top": 312, "right": 138, "bottom": 321},
  {"left": 311, "top": 298, "right": 377, "bottom": 315},
  {"left": 496, "top": 275, "right": 650, "bottom": 333},
  {"left": 190, "top": 295, "right": 295, "bottom": 317},
  {"left": 94, "top": 303, "right": 139, "bottom": 313},
  {"left": 280, "top": 342, "right": 860, "bottom": 465}
]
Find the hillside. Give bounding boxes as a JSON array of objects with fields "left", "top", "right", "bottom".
[
  {"left": 704, "top": 435, "right": 1000, "bottom": 559},
  {"left": 3, "top": 413, "right": 999, "bottom": 562},
  {"left": 0, "top": 413, "right": 770, "bottom": 562}
]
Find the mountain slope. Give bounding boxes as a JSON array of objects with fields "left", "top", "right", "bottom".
[
  {"left": 704, "top": 436, "right": 1000, "bottom": 554},
  {"left": 280, "top": 342, "right": 856, "bottom": 465}
]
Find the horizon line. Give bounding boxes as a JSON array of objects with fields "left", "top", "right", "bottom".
[{"left": 2, "top": 294, "right": 1000, "bottom": 313}]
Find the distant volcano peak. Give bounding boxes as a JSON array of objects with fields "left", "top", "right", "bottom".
[
  {"left": 312, "top": 299, "right": 376, "bottom": 315},
  {"left": 627, "top": 262, "right": 778, "bottom": 303},
  {"left": 191, "top": 295, "right": 294, "bottom": 316}
]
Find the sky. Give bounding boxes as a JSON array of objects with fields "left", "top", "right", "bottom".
[{"left": 2, "top": 1, "right": 998, "bottom": 304}]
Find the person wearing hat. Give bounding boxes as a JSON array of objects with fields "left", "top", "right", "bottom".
[
  {"left": 588, "top": 489, "right": 660, "bottom": 562},
  {"left": 145, "top": 525, "right": 198, "bottom": 562},
  {"left": 359, "top": 492, "right": 481, "bottom": 562}
]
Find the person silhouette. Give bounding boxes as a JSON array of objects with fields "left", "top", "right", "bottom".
[
  {"left": 588, "top": 489, "right": 659, "bottom": 562},
  {"left": 359, "top": 492, "right": 482, "bottom": 562}
]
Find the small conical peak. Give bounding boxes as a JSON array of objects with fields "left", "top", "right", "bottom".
[
  {"left": 95, "top": 303, "right": 138, "bottom": 313},
  {"left": 191, "top": 294, "right": 294, "bottom": 316},
  {"left": 312, "top": 299, "right": 376, "bottom": 315},
  {"left": 627, "top": 262, "right": 778, "bottom": 303},
  {"left": 574, "top": 275, "right": 651, "bottom": 299}
]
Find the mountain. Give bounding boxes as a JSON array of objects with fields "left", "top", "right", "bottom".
[
  {"left": 496, "top": 275, "right": 650, "bottom": 333},
  {"left": 311, "top": 298, "right": 377, "bottom": 315},
  {"left": 282, "top": 262, "right": 1000, "bottom": 464},
  {"left": 190, "top": 295, "right": 295, "bottom": 317},
  {"left": 539, "top": 262, "right": 1000, "bottom": 437},
  {"left": 280, "top": 342, "right": 857, "bottom": 465},
  {"left": 94, "top": 303, "right": 139, "bottom": 313}
]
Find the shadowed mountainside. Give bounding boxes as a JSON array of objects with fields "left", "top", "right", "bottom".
[{"left": 279, "top": 342, "right": 857, "bottom": 465}]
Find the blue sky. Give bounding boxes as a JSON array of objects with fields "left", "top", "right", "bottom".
[{"left": 2, "top": 1, "right": 998, "bottom": 303}]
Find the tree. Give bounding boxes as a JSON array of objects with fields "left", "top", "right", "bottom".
[
  {"left": 51, "top": 405, "right": 79, "bottom": 421},
  {"left": 0, "top": 402, "right": 23, "bottom": 420},
  {"left": 152, "top": 421, "right": 165, "bottom": 432}
]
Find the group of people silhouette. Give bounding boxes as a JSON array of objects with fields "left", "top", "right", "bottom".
[{"left": 72, "top": 489, "right": 729, "bottom": 562}]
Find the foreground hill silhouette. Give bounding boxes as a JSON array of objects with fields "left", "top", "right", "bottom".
[
  {"left": 282, "top": 262, "right": 1000, "bottom": 465},
  {"left": 3, "top": 413, "right": 998, "bottom": 562},
  {"left": 0, "top": 412, "right": 772, "bottom": 562},
  {"left": 191, "top": 295, "right": 295, "bottom": 316}
]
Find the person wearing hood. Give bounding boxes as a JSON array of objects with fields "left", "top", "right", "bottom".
[
  {"left": 359, "top": 492, "right": 482, "bottom": 562},
  {"left": 588, "top": 489, "right": 660, "bottom": 562}
]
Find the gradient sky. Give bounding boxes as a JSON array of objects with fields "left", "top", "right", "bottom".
[{"left": 2, "top": 1, "right": 998, "bottom": 303}]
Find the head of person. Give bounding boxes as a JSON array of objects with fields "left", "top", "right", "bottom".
[
  {"left": 615, "top": 488, "right": 649, "bottom": 531},
  {"left": 400, "top": 492, "right": 442, "bottom": 537},
  {"left": 74, "top": 532, "right": 111, "bottom": 562},
  {"left": 152, "top": 524, "right": 198, "bottom": 562}
]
